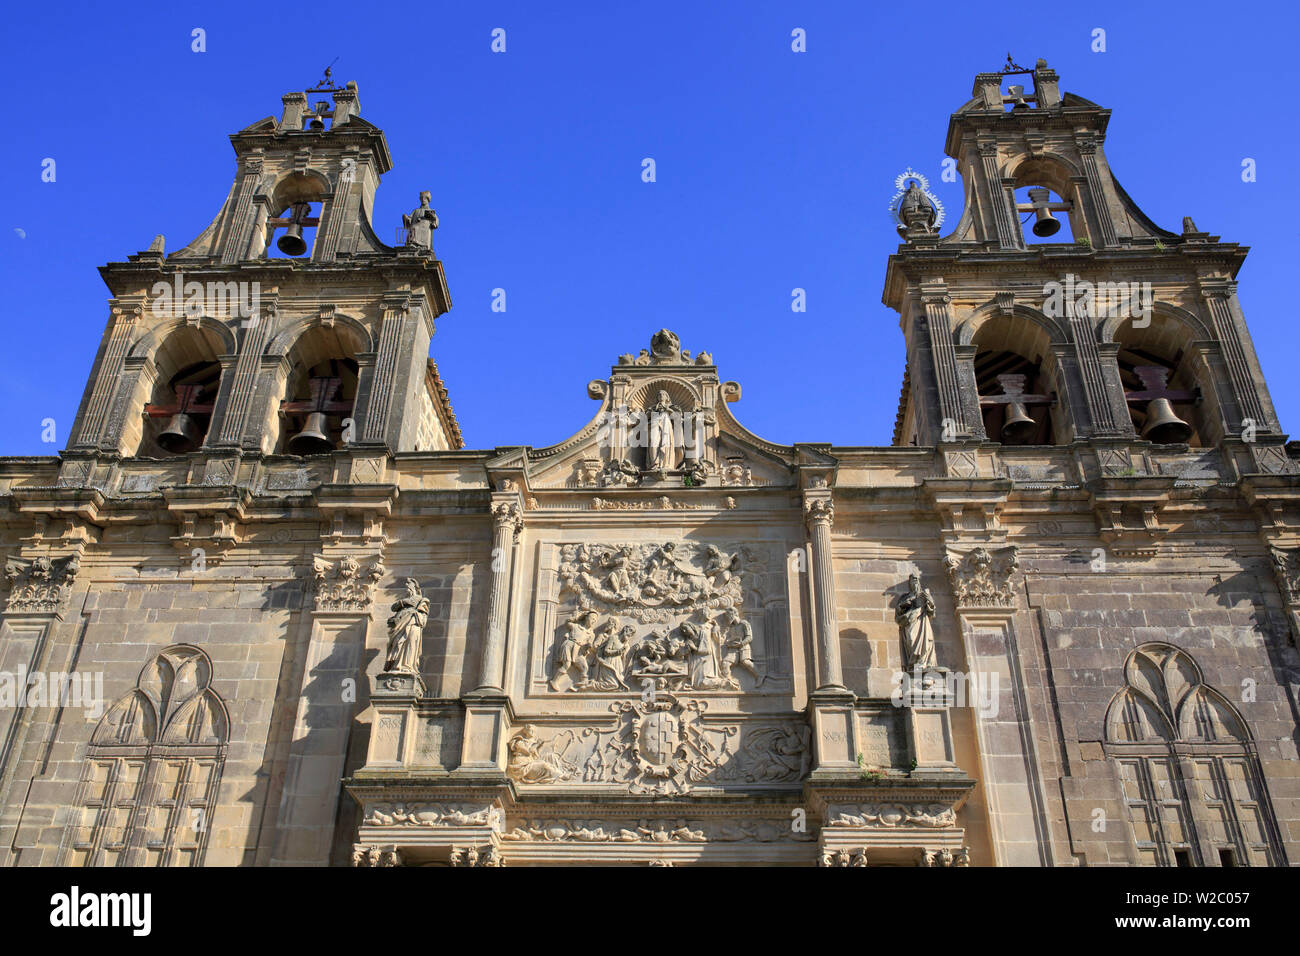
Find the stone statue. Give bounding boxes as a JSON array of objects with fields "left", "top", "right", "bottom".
[
  {"left": 898, "top": 180, "right": 936, "bottom": 236},
  {"left": 895, "top": 571, "right": 937, "bottom": 676},
  {"left": 384, "top": 578, "right": 429, "bottom": 674},
  {"left": 403, "top": 191, "right": 439, "bottom": 249},
  {"left": 647, "top": 390, "right": 678, "bottom": 471}
]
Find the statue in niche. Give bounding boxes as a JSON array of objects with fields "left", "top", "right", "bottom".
[
  {"left": 720, "top": 607, "right": 764, "bottom": 688},
  {"left": 647, "top": 390, "right": 678, "bottom": 472},
  {"left": 550, "top": 606, "right": 599, "bottom": 691},
  {"left": 895, "top": 571, "right": 938, "bottom": 681},
  {"left": 384, "top": 578, "right": 429, "bottom": 674},
  {"left": 403, "top": 191, "right": 439, "bottom": 249},
  {"left": 591, "top": 620, "right": 632, "bottom": 690}
]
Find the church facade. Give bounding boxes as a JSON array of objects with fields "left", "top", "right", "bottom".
[{"left": 1, "top": 60, "right": 1298, "bottom": 867}]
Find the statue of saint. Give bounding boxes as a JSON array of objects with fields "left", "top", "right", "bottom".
[
  {"left": 897, "top": 180, "right": 936, "bottom": 236},
  {"left": 384, "top": 578, "right": 429, "bottom": 674},
  {"left": 895, "top": 571, "right": 937, "bottom": 674},
  {"left": 403, "top": 191, "right": 439, "bottom": 249},
  {"left": 647, "top": 390, "right": 678, "bottom": 471}
]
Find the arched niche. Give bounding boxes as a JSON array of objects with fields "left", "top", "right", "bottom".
[
  {"left": 130, "top": 323, "right": 227, "bottom": 457},
  {"left": 1112, "top": 311, "right": 1217, "bottom": 446},
  {"left": 969, "top": 311, "right": 1066, "bottom": 445}
]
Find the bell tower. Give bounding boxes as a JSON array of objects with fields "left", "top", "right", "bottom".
[
  {"left": 883, "top": 57, "right": 1285, "bottom": 471},
  {"left": 66, "top": 73, "right": 460, "bottom": 471}
]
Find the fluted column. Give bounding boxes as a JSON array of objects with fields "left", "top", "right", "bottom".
[
  {"left": 476, "top": 495, "right": 522, "bottom": 692},
  {"left": 804, "top": 492, "right": 846, "bottom": 692}
]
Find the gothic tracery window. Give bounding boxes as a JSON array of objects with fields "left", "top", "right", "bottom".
[
  {"left": 63, "top": 645, "right": 228, "bottom": 867},
  {"left": 1104, "top": 643, "right": 1279, "bottom": 866}
]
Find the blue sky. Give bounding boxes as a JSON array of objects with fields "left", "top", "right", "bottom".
[{"left": 2, "top": 1, "right": 1297, "bottom": 454}]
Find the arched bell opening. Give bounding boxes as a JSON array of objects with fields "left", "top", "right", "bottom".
[
  {"left": 971, "top": 315, "right": 1063, "bottom": 446},
  {"left": 134, "top": 326, "right": 225, "bottom": 457},
  {"left": 265, "top": 172, "right": 328, "bottom": 260},
  {"left": 274, "top": 326, "right": 362, "bottom": 455},
  {"left": 1114, "top": 314, "right": 1210, "bottom": 447},
  {"left": 1010, "top": 158, "right": 1083, "bottom": 245}
]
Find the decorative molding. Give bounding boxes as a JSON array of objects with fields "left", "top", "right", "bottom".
[
  {"left": 500, "top": 817, "right": 813, "bottom": 844},
  {"left": 363, "top": 803, "right": 502, "bottom": 829},
  {"left": 824, "top": 802, "right": 957, "bottom": 829}
]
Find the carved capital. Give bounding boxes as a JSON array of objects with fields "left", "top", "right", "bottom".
[
  {"left": 449, "top": 845, "right": 504, "bottom": 867},
  {"left": 351, "top": 843, "right": 401, "bottom": 867},
  {"left": 920, "top": 846, "right": 970, "bottom": 867},
  {"left": 943, "top": 546, "right": 1018, "bottom": 610},
  {"left": 804, "top": 495, "right": 834, "bottom": 530},
  {"left": 3, "top": 553, "right": 80, "bottom": 613},
  {"left": 312, "top": 553, "right": 385, "bottom": 612},
  {"left": 491, "top": 501, "right": 524, "bottom": 539},
  {"left": 820, "top": 848, "right": 869, "bottom": 867}
]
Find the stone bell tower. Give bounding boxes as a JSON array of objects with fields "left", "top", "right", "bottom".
[
  {"left": 883, "top": 56, "right": 1284, "bottom": 474},
  {"left": 65, "top": 72, "right": 460, "bottom": 475}
]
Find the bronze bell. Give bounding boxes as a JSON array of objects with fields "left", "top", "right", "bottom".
[
  {"left": 277, "top": 222, "right": 308, "bottom": 256},
  {"left": 1031, "top": 207, "right": 1061, "bottom": 237},
  {"left": 1000, "top": 402, "right": 1038, "bottom": 444},
  {"left": 1141, "top": 398, "right": 1193, "bottom": 444},
  {"left": 157, "top": 413, "right": 202, "bottom": 454},
  {"left": 287, "top": 412, "right": 335, "bottom": 455}
]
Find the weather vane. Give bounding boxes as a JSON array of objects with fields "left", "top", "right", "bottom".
[
  {"left": 307, "top": 57, "right": 340, "bottom": 92},
  {"left": 999, "top": 52, "right": 1030, "bottom": 74}
]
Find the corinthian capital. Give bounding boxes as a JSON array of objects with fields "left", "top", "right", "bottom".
[
  {"left": 804, "top": 495, "right": 834, "bottom": 530},
  {"left": 492, "top": 501, "right": 523, "bottom": 539}
]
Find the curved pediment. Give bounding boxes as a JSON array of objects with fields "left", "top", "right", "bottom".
[{"left": 522, "top": 330, "right": 796, "bottom": 491}]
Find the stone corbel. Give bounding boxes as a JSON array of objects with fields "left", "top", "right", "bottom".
[
  {"left": 1087, "top": 478, "right": 1174, "bottom": 559},
  {"left": 924, "top": 479, "right": 1010, "bottom": 545},
  {"left": 161, "top": 485, "right": 249, "bottom": 566}
]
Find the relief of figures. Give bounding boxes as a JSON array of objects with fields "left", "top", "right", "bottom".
[{"left": 548, "top": 541, "right": 783, "bottom": 694}]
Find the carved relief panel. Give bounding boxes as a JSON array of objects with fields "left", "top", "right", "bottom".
[{"left": 528, "top": 540, "right": 793, "bottom": 698}]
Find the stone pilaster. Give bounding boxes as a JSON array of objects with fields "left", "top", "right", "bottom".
[
  {"left": 944, "top": 545, "right": 1051, "bottom": 866},
  {"left": 270, "top": 551, "right": 384, "bottom": 866}
]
